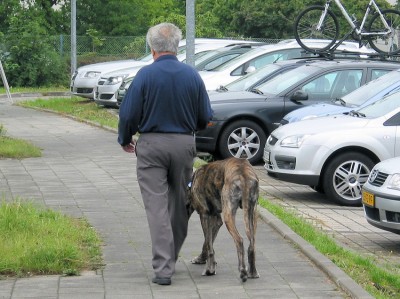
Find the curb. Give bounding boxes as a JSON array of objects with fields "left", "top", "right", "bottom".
[{"left": 257, "top": 206, "right": 374, "bottom": 299}]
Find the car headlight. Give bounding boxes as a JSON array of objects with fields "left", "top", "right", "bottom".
[
  {"left": 388, "top": 173, "right": 400, "bottom": 191},
  {"left": 84, "top": 71, "right": 101, "bottom": 78},
  {"left": 280, "top": 135, "right": 310, "bottom": 148},
  {"left": 105, "top": 75, "right": 128, "bottom": 85}
]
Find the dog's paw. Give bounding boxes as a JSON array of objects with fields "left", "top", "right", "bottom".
[
  {"left": 248, "top": 271, "right": 260, "bottom": 279},
  {"left": 240, "top": 270, "right": 248, "bottom": 282},
  {"left": 191, "top": 255, "right": 207, "bottom": 264},
  {"left": 202, "top": 268, "right": 216, "bottom": 276}
]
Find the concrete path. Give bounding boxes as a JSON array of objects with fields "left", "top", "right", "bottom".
[{"left": 0, "top": 101, "right": 372, "bottom": 299}]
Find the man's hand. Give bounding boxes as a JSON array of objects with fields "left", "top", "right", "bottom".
[{"left": 121, "top": 140, "right": 136, "bottom": 154}]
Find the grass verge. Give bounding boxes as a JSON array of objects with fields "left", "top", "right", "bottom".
[
  {"left": 259, "top": 198, "right": 400, "bottom": 299},
  {"left": 0, "top": 199, "right": 103, "bottom": 277},
  {"left": 0, "top": 124, "right": 42, "bottom": 159},
  {"left": 19, "top": 97, "right": 118, "bottom": 129}
]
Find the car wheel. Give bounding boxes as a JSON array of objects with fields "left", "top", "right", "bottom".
[
  {"left": 322, "top": 152, "right": 374, "bottom": 206},
  {"left": 218, "top": 120, "right": 266, "bottom": 164}
]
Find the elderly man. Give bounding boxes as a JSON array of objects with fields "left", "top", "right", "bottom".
[{"left": 118, "top": 23, "right": 212, "bottom": 285}]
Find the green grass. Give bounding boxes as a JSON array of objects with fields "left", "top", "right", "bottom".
[
  {"left": 259, "top": 198, "right": 400, "bottom": 299},
  {"left": 19, "top": 97, "right": 118, "bottom": 129},
  {"left": 0, "top": 86, "right": 69, "bottom": 94},
  {"left": 0, "top": 124, "right": 42, "bottom": 159},
  {"left": 0, "top": 199, "right": 103, "bottom": 277}
]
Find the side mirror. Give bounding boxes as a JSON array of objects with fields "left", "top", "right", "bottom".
[
  {"left": 290, "top": 90, "right": 308, "bottom": 102},
  {"left": 245, "top": 66, "right": 256, "bottom": 74}
]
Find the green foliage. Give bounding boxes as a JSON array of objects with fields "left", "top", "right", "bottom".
[{"left": 0, "top": 5, "right": 69, "bottom": 87}]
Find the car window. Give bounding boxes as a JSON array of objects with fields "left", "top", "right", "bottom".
[
  {"left": 371, "top": 69, "right": 394, "bottom": 80},
  {"left": 225, "top": 64, "right": 283, "bottom": 91},
  {"left": 257, "top": 65, "right": 320, "bottom": 95},
  {"left": 231, "top": 49, "right": 303, "bottom": 76},
  {"left": 344, "top": 70, "right": 400, "bottom": 106},
  {"left": 203, "top": 53, "right": 241, "bottom": 70}
]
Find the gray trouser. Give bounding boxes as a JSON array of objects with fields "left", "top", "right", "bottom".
[{"left": 136, "top": 133, "right": 195, "bottom": 278}]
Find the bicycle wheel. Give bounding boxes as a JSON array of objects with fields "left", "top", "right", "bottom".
[
  {"left": 367, "top": 9, "right": 400, "bottom": 55},
  {"left": 294, "top": 5, "right": 339, "bottom": 53}
]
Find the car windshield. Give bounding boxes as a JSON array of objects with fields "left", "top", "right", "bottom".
[
  {"left": 255, "top": 65, "right": 320, "bottom": 95},
  {"left": 342, "top": 70, "right": 400, "bottom": 106},
  {"left": 224, "top": 63, "right": 282, "bottom": 91},
  {"left": 358, "top": 91, "right": 400, "bottom": 118},
  {"left": 210, "top": 47, "right": 266, "bottom": 71}
]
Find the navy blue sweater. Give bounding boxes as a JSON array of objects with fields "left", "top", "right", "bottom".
[{"left": 118, "top": 55, "right": 212, "bottom": 146}]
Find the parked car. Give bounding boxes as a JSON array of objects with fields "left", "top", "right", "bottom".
[
  {"left": 281, "top": 68, "right": 400, "bottom": 125},
  {"left": 362, "top": 157, "right": 400, "bottom": 234},
  {"left": 94, "top": 42, "right": 261, "bottom": 107},
  {"left": 198, "top": 39, "right": 375, "bottom": 90},
  {"left": 263, "top": 91, "right": 400, "bottom": 206},
  {"left": 71, "top": 38, "right": 253, "bottom": 100},
  {"left": 195, "top": 59, "right": 400, "bottom": 164}
]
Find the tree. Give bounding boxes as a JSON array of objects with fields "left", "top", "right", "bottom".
[{"left": 1, "top": 5, "right": 68, "bottom": 86}]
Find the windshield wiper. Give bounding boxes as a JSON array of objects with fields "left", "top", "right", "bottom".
[
  {"left": 349, "top": 110, "right": 366, "bottom": 117},
  {"left": 250, "top": 88, "right": 264, "bottom": 95},
  {"left": 216, "top": 85, "right": 228, "bottom": 92},
  {"left": 333, "top": 98, "right": 346, "bottom": 106}
]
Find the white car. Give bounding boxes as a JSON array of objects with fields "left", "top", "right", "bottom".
[
  {"left": 263, "top": 91, "right": 400, "bottom": 206},
  {"left": 71, "top": 38, "right": 252, "bottom": 100},
  {"left": 199, "top": 39, "right": 375, "bottom": 91},
  {"left": 362, "top": 157, "right": 400, "bottom": 234},
  {"left": 93, "top": 42, "right": 255, "bottom": 107}
]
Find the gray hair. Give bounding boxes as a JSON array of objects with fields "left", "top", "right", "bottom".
[{"left": 146, "top": 23, "right": 182, "bottom": 54}]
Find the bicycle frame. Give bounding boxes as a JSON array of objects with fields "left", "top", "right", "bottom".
[{"left": 318, "top": 0, "right": 392, "bottom": 37}]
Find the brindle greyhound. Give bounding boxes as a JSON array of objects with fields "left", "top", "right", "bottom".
[{"left": 187, "top": 157, "right": 260, "bottom": 282}]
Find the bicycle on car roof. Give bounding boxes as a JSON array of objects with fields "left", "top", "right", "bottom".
[{"left": 294, "top": 0, "right": 400, "bottom": 56}]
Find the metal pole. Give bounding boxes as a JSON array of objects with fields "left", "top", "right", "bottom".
[
  {"left": 71, "top": 0, "right": 77, "bottom": 75},
  {"left": 186, "top": 0, "right": 195, "bottom": 66},
  {"left": 0, "top": 60, "right": 12, "bottom": 103}
]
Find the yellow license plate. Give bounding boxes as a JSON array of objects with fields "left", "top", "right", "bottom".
[{"left": 362, "top": 190, "right": 375, "bottom": 207}]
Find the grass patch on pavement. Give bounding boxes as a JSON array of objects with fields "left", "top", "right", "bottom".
[
  {"left": 18, "top": 97, "right": 118, "bottom": 129},
  {"left": 0, "top": 199, "right": 103, "bottom": 277},
  {"left": 259, "top": 198, "right": 400, "bottom": 299},
  {"left": 0, "top": 124, "right": 42, "bottom": 159}
]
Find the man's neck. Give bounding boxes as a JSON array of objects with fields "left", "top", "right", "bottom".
[{"left": 152, "top": 50, "right": 176, "bottom": 60}]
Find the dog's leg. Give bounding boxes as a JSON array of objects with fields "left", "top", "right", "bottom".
[
  {"left": 223, "top": 205, "right": 247, "bottom": 282},
  {"left": 203, "top": 214, "right": 222, "bottom": 276},
  {"left": 191, "top": 213, "right": 208, "bottom": 264},
  {"left": 192, "top": 213, "right": 222, "bottom": 265},
  {"left": 244, "top": 198, "right": 260, "bottom": 279}
]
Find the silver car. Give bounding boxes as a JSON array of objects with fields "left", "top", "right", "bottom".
[
  {"left": 362, "top": 157, "right": 400, "bottom": 234},
  {"left": 264, "top": 91, "right": 400, "bottom": 206}
]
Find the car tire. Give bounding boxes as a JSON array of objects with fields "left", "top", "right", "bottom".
[
  {"left": 218, "top": 120, "right": 266, "bottom": 164},
  {"left": 322, "top": 152, "right": 375, "bottom": 206}
]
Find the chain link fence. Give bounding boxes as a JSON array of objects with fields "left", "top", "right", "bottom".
[{"left": 50, "top": 35, "right": 283, "bottom": 66}]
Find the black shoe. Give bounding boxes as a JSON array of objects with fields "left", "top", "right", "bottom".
[{"left": 152, "top": 277, "right": 171, "bottom": 285}]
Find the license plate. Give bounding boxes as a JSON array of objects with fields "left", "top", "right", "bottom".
[
  {"left": 362, "top": 190, "right": 375, "bottom": 207},
  {"left": 263, "top": 150, "right": 270, "bottom": 163}
]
